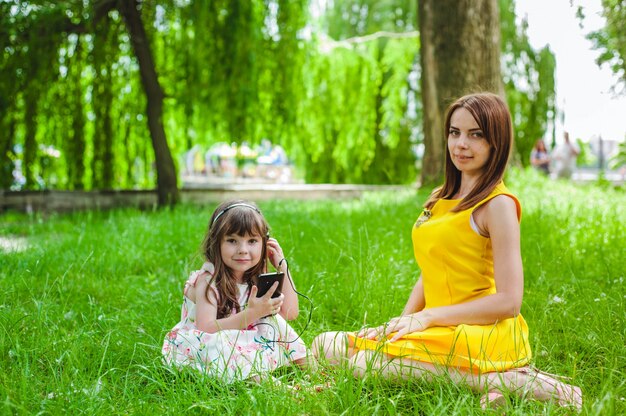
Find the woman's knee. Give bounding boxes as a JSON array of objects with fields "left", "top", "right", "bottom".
[
  {"left": 311, "top": 331, "right": 349, "bottom": 360},
  {"left": 349, "top": 351, "right": 376, "bottom": 378}
]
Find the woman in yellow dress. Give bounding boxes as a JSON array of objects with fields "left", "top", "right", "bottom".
[{"left": 312, "top": 93, "right": 582, "bottom": 410}]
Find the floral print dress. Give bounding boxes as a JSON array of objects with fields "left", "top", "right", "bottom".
[{"left": 161, "top": 262, "right": 307, "bottom": 382}]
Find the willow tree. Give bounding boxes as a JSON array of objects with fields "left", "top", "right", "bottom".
[
  {"left": 310, "top": 0, "right": 419, "bottom": 184},
  {"left": 500, "top": 0, "right": 556, "bottom": 163},
  {"left": 418, "top": 0, "right": 503, "bottom": 186},
  {"left": 2, "top": 0, "right": 557, "bottom": 192},
  {"left": 0, "top": 1, "right": 177, "bottom": 205},
  {"left": 91, "top": 12, "right": 117, "bottom": 190},
  {"left": 2, "top": 2, "right": 66, "bottom": 190}
]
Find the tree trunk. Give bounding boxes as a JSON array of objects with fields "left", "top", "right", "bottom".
[
  {"left": 69, "top": 41, "right": 86, "bottom": 190},
  {"left": 0, "top": 115, "right": 16, "bottom": 189},
  {"left": 418, "top": 0, "right": 503, "bottom": 187},
  {"left": 117, "top": 0, "right": 178, "bottom": 206},
  {"left": 23, "top": 89, "right": 38, "bottom": 189}
]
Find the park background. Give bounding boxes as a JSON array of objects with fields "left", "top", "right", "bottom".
[
  {"left": 1, "top": 0, "right": 625, "bottom": 414},
  {"left": 2, "top": 0, "right": 625, "bottom": 202}
]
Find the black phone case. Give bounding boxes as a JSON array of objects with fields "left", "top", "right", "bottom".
[{"left": 254, "top": 272, "right": 284, "bottom": 298}]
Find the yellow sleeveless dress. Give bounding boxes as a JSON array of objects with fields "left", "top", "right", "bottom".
[{"left": 352, "top": 182, "right": 531, "bottom": 373}]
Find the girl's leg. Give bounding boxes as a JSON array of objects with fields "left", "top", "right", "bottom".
[
  {"left": 292, "top": 352, "right": 319, "bottom": 371},
  {"left": 311, "top": 331, "right": 357, "bottom": 366}
]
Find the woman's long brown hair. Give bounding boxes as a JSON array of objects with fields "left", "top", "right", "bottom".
[
  {"left": 202, "top": 200, "right": 269, "bottom": 319},
  {"left": 424, "top": 92, "right": 513, "bottom": 212}
]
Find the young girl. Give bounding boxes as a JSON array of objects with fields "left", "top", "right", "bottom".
[
  {"left": 312, "top": 93, "right": 582, "bottom": 411},
  {"left": 162, "top": 200, "right": 308, "bottom": 382}
]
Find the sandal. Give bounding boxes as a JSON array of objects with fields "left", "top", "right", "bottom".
[{"left": 480, "top": 391, "right": 507, "bottom": 410}]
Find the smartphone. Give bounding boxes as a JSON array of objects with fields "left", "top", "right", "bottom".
[{"left": 253, "top": 272, "right": 284, "bottom": 298}]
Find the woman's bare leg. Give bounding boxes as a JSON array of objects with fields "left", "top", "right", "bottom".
[
  {"left": 348, "top": 351, "right": 581, "bottom": 409},
  {"left": 311, "top": 331, "right": 357, "bottom": 366},
  {"left": 349, "top": 350, "right": 441, "bottom": 381}
]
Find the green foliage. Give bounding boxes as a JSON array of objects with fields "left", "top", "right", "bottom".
[
  {"left": 500, "top": 0, "right": 557, "bottom": 165},
  {"left": 1, "top": 0, "right": 423, "bottom": 188},
  {"left": 2, "top": 0, "right": 557, "bottom": 188},
  {"left": 380, "top": 38, "right": 418, "bottom": 151},
  {"left": 609, "top": 140, "right": 626, "bottom": 170},
  {"left": 1, "top": 169, "right": 625, "bottom": 413},
  {"left": 578, "top": 0, "right": 626, "bottom": 94},
  {"left": 321, "top": 0, "right": 417, "bottom": 39},
  {"left": 576, "top": 138, "right": 598, "bottom": 167},
  {"left": 300, "top": 0, "right": 419, "bottom": 183}
]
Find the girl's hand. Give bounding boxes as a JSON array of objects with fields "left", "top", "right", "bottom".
[
  {"left": 248, "top": 282, "right": 284, "bottom": 319},
  {"left": 266, "top": 238, "right": 285, "bottom": 270}
]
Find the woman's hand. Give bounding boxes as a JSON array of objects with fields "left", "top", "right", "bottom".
[
  {"left": 266, "top": 238, "right": 285, "bottom": 270},
  {"left": 356, "top": 324, "right": 386, "bottom": 340},
  {"left": 356, "top": 312, "right": 432, "bottom": 342},
  {"left": 247, "top": 282, "right": 284, "bottom": 320},
  {"left": 384, "top": 312, "right": 431, "bottom": 342}
]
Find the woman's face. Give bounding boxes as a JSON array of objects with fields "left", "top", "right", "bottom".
[
  {"left": 447, "top": 107, "right": 491, "bottom": 176},
  {"left": 220, "top": 233, "right": 263, "bottom": 281}
]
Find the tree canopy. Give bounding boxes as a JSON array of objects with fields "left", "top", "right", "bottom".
[
  {"left": 577, "top": 0, "right": 626, "bottom": 95},
  {"left": 1, "top": 0, "right": 556, "bottom": 195}
]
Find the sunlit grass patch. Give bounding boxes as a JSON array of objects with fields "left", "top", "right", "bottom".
[
  {"left": 0, "top": 235, "right": 29, "bottom": 253},
  {"left": 1, "top": 169, "right": 624, "bottom": 414}
]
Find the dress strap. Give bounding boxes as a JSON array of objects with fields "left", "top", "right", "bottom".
[
  {"left": 183, "top": 261, "right": 216, "bottom": 299},
  {"left": 471, "top": 184, "right": 521, "bottom": 222}
]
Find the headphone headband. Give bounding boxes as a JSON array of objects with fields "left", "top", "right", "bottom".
[{"left": 211, "top": 203, "right": 261, "bottom": 226}]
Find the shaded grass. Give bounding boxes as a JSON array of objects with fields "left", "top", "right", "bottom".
[{"left": 1, "top": 168, "right": 624, "bottom": 414}]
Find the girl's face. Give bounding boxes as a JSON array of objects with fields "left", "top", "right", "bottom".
[
  {"left": 448, "top": 107, "right": 491, "bottom": 176},
  {"left": 220, "top": 232, "right": 263, "bottom": 281}
]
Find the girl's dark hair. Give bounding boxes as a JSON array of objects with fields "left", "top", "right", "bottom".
[
  {"left": 202, "top": 200, "right": 269, "bottom": 318},
  {"left": 425, "top": 92, "right": 513, "bottom": 212}
]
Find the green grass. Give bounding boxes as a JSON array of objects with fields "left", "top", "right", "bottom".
[{"left": 1, "top": 168, "right": 625, "bottom": 415}]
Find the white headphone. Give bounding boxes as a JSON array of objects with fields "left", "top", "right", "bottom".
[{"left": 211, "top": 203, "right": 261, "bottom": 226}]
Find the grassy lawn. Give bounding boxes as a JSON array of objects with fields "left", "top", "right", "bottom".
[{"left": 1, "top": 169, "right": 625, "bottom": 415}]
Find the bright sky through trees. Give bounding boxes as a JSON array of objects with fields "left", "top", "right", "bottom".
[{"left": 516, "top": 0, "right": 626, "bottom": 143}]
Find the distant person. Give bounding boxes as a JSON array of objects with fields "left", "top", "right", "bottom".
[
  {"left": 312, "top": 93, "right": 582, "bottom": 411},
  {"left": 530, "top": 139, "right": 551, "bottom": 175},
  {"left": 162, "top": 200, "right": 310, "bottom": 383},
  {"left": 552, "top": 132, "right": 580, "bottom": 179},
  {"left": 205, "top": 144, "right": 223, "bottom": 176}
]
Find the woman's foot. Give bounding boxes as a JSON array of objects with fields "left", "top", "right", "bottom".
[
  {"left": 512, "top": 367, "right": 583, "bottom": 411},
  {"left": 549, "top": 379, "right": 582, "bottom": 411}
]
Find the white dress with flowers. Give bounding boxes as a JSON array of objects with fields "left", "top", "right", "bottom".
[{"left": 161, "top": 263, "right": 307, "bottom": 382}]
